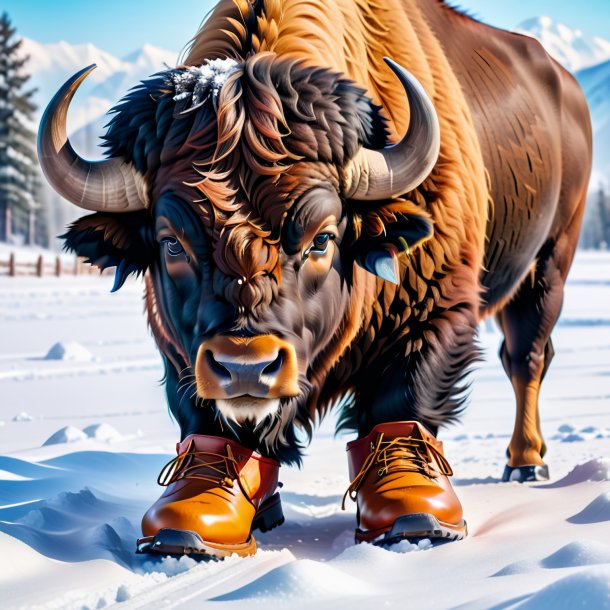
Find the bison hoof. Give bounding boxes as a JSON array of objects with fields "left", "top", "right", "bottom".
[{"left": 502, "top": 464, "right": 549, "bottom": 482}]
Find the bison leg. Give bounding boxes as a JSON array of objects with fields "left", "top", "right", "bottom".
[{"left": 495, "top": 230, "right": 579, "bottom": 480}]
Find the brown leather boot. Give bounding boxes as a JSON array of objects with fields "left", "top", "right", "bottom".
[
  {"left": 344, "top": 421, "right": 467, "bottom": 544},
  {"left": 137, "top": 434, "right": 284, "bottom": 558}
]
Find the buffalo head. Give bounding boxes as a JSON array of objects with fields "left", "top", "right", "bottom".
[{"left": 38, "top": 53, "right": 438, "bottom": 463}]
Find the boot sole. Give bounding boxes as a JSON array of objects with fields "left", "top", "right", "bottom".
[
  {"left": 136, "top": 492, "right": 284, "bottom": 559},
  {"left": 356, "top": 513, "right": 468, "bottom": 545}
]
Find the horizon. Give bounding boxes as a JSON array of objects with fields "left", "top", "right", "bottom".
[{"left": 2, "top": 1, "right": 610, "bottom": 57}]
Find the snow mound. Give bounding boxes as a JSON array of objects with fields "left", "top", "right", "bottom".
[
  {"left": 12, "top": 411, "right": 35, "bottom": 422},
  {"left": 568, "top": 491, "right": 610, "bottom": 524},
  {"left": 41, "top": 423, "right": 125, "bottom": 446},
  {"left": 43, "top": 341, "right": 94, "bottom": 362},
  {"left": 543, "top": 458, "right": 610, "bottom": 487},
  {"left": 330, "top": 537, "right": 430, "bottom": 571},
  {"left": 212, "top": 559, "right": 372, "bottom": 601},
  {"left": 515, "top": 567, "right": 610, "bottom": 609},
  {"left": 42, "top": 426, "right": 87, "bottom": 446},
  {"left": 494, "top": 559, "right": 538, "bottom": 576},
  {"left": 83, "top": 423, "right": 123, "bottom": 443},
  {"left": 543, "top": 540, "right": 610, "bottom": 567},
  {"left": 332, "top": 541, "right": 399, "bottom": 569},
  {"left": 496, "top": 540, "right": 610, "bottom": 575}
]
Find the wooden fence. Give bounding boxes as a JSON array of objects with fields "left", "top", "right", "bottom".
[{"left": 0, "top": 253, "right": 110, "bottom": 277}]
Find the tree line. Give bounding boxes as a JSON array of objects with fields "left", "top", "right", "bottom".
[
  {"left": 581, "top": 185, "right": 610, "bottom": 250},
  {"left": 0, "top": 12, "right": 46, "bottom": 247}
]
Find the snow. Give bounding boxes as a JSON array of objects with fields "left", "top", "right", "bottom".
[
  {"left": 568, "top": 491, "right": 610, "bottom": 524},
  {"left": 0, "top": 241, "right": 77, "bottom": 266},
  {"left": 0, "top": 250, "right": 609, "bottom": 609},
  {"left": 82, "top": 422, "right": 124, "bottom": 443},
  {"left": 515, "top": 568, "right": 610, "bottom": 610},
  {"left": 172, "top": 58, "right": 239, "bottom": 107}
]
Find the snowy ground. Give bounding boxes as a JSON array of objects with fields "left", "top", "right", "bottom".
[{"left": 0, "top": 251, "right": 609, "bottom": 610}]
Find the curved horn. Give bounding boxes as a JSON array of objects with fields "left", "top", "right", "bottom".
[
  {"left": 37, "top": 65, "right": 148, "bottom": 212},
  {"left": 344, "top": 58, "right": 440, "bottom": 201}
]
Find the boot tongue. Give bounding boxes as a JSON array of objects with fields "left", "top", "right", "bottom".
[
  {"left": 178, "top": 434, "right": 258, "bottom": 462},
  {"left": 369, "top": 421, "right": 427, "bottom": 441},
  {"left": 159, "top": 436, "right": 241, "bottom": 487},
  {"left": 347, "top": 421, "right": 431, "bottom": 478}
]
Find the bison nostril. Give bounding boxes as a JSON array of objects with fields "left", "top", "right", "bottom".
[
  {"left": 261, "top": 350, "right": 284, "bottom": 379},
  {"left": 205, "top": 350, "right": 232, "bottom": 382}
]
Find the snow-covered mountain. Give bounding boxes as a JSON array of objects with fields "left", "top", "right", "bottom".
[
  {"left": 515, "top": 16, "right": 610, "bottom": 73},
  {"left": 577, "top": 59, "right": 610, "bottom": 133},
  {"left": 576, "top": 58, "right": 610, "bottom": 186},
  {"left": 19, "top": 38, "right": 178, "bottom": 134},
  {"left": 513, "top": 17, "right": 610, "bottom": 189}
]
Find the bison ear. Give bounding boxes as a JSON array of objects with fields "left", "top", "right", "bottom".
[
  {"left": 61, "top": 211, "right": 154, "bottom": 292},
  {"left": 352, "top": 202, "right": 433, "bottom": 284}
]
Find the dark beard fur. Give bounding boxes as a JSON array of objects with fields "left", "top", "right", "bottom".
[{"left": 164, "top": 360, "right": 310, "bottom": 465}]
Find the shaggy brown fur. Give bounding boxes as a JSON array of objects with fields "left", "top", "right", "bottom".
[
  {"left": 62, "top": 0, "right": 591, "bottom": 467},
  {"left": 180, "top": 0, "right": 489, "bottom": 431}
]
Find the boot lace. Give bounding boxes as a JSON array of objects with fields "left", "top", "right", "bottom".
[
  {"left": 157, "top": 440, "right": 240, "bottom": 488},
  {"left": 342, "top": 433, "right": 453, "bottom": 509}
]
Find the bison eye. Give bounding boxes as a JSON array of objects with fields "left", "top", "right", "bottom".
[
  {"left": 308, "top": 232, "right": 334, "bottom": 256},
  {"left": 161, "top": 237, "right": 185, "bottom": 257}
]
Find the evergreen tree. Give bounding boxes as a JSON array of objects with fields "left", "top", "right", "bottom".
[{"left": 0, "top": 12, "right": 45, "bottom": 245}]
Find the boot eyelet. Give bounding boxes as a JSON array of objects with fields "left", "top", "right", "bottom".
[
  {"left": 370, "top": 442, "right": 375, "bottom": 451},
  {"left": 377, "top": 469, "right": 385, "bottom": 477}
]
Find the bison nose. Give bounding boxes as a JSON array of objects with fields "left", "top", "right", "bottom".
[
  {"left": 204, "top": 349, "right": 283, "bottom": 388},
  {"left": 196, "top": 335, "right": 300, "bottom": 399}
]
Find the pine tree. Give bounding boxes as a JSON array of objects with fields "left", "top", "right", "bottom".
[{"left": 0, "top": 12, "right": 45, "bottom": 245}]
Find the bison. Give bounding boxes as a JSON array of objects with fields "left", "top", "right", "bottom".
[{"left": 39, "top": 0, "right": 592, "bottom": 556}]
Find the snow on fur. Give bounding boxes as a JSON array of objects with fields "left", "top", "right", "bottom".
[{"left": 172, "top": 58, "right": 239, "bottom": 108}]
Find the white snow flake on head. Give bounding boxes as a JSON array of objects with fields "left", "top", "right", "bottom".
[{"left": 172, "top": 58, "right": 239, "bottom": 109}]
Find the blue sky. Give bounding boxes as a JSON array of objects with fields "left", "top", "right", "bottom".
[{"left": 3, "top": 0, "right": 610, "bottom": 57}]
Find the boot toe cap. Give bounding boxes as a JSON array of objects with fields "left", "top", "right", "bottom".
[
  {"left": 359, "top": 482, "right": 464, "bottom": 533},
  {"left": 142, "top": 496, "right": 255, "bottom": 545}
]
